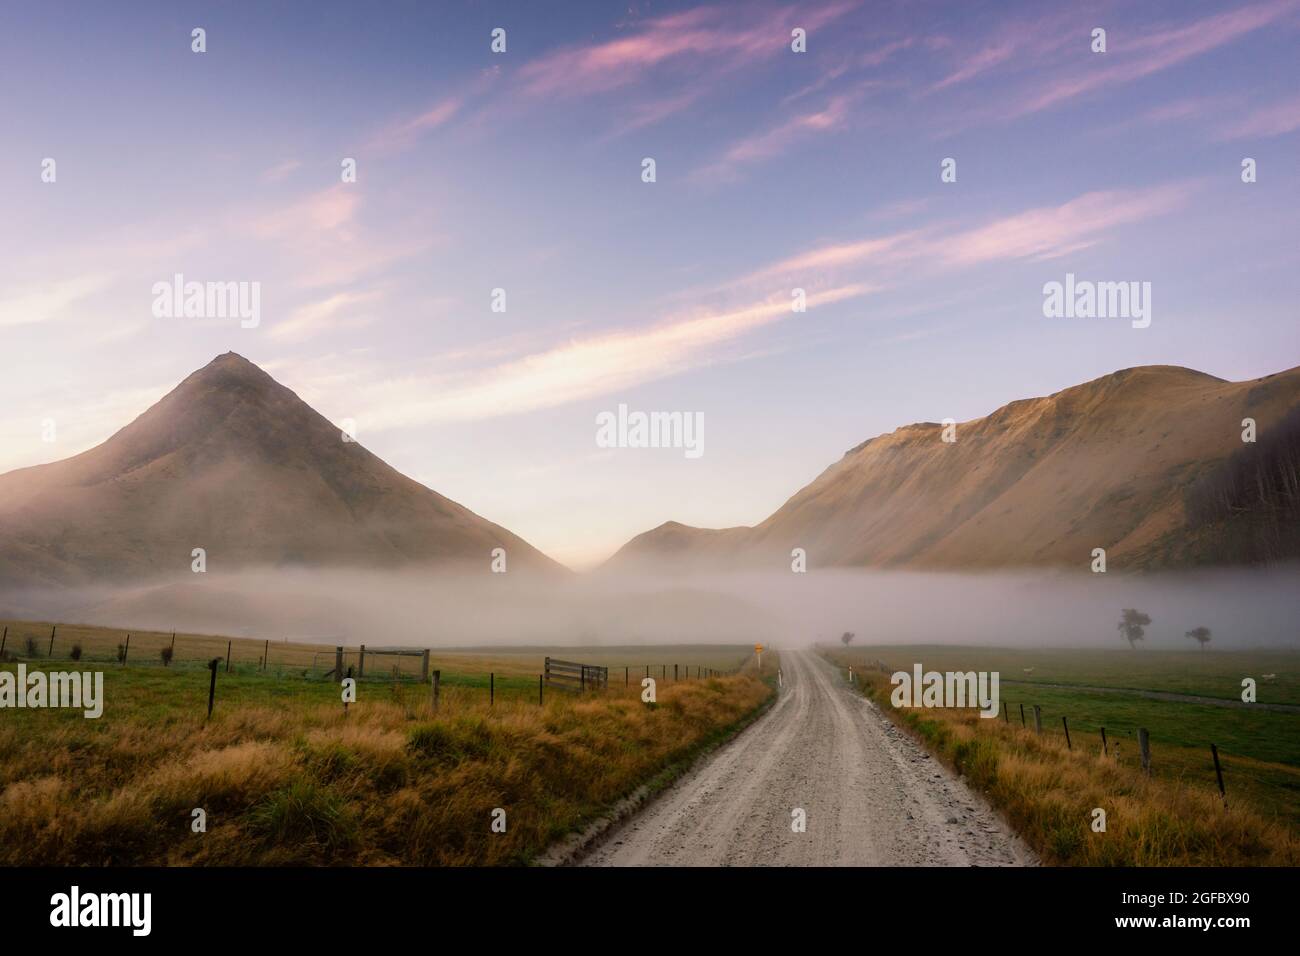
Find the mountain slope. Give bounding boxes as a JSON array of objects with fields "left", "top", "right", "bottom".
[
  {"left": 608, "top": 364, "right": 1300, "bottom": 572},
  {"left": 0, "top": 353, "right": 564, "bottom": 587}
]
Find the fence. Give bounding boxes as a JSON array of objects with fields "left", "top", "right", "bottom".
[
  {"left": 0, "top": 621, "right": 748, "bottom": 707},
  {"left": 543, "top": 657, "right": 608, "bottom": 693},
  {"left": 852, "top": 654, "right": 1233, "bottom": 808},
  {"left": 1, "top": 623, "right": 749, "bottom": 680}
]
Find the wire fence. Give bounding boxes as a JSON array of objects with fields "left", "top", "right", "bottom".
[
  {"left": 845, "top": 655, "right": 1235, "bottom": 807},
  {"left": 0, "top": 622, "right": 754, "bottom": 696}
]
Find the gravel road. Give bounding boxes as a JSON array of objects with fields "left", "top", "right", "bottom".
[{"left": 581, "top": 649, "right": 1036, "bottom": 866}]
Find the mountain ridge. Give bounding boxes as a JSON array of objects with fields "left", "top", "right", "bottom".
[
  {"left": 0, "top": 353, "right": 566, "bottom": 588},
  {"left": 606, "top": 363, "right": 1300, "bottom": 572}
]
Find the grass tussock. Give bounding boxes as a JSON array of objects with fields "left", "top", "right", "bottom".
[
  {"left": 838, "top": 661, "right": 1298, "bottom": 866},
  {"left": 0, "top": 663, "right": 772, "bottom": 866}
]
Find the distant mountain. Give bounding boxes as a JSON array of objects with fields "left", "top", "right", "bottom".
[
  {"left": 0, "top": 353, "right": 565, "bottom": 588},
  {"left": 607, "top": 365, "right": 1300, "bottom": 572}
]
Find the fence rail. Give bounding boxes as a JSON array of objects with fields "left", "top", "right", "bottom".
[{"left": 544, "top": 657, "right": 608, "bottom": 693}]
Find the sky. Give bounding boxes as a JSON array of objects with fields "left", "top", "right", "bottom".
[{"left": 1, "top": 0, "right": 1298, "bottom": 569}]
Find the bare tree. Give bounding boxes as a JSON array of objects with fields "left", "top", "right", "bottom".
[
  {"left": 840, "top": 631, "right": 855, "bottom": 647},
  {"left": 1117, "top": 609, "right": 1151, "bottom": 649},
  {"left": 1185, "top": 626, "right": 1212, "bottom": 652}
]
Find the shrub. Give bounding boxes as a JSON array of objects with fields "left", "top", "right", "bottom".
[
  {"left": 250, "top": 781, "right": 358, "bottom": 855},
  {"left": 69, "top": 644, "right": 83, "bottom": 662},
  {"left": 160, "top": 645, "right": 174, "bottom": 666},
  {"left": 24, "top": 637, "right": 39, "bottom": 657}
]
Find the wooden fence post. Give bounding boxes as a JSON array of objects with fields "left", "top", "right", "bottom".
[
  {"left": 122, "top": 633, "right": 130, "bottom": 665},
  {"left": 1032, "top": 704, "right": 1042, "bottom": 735},
  {"left": 674, "top": 663, "right": 678, "bottom": 682},
  {"left": 539, "top": 674, "right": 543, "bottom": 706},
  {"left": 431, "top": 669, "right": 440, "bottom": 712},
  {"left": 1019, "top": 703, "right": 1025, "bottom": 727},
  {"left": 1100, "top": 726, "right": 1108, "bottom": 756},
  {"left": 334, "top": 646, "right": 344, "bottom": 683},
  {"left": 262, "top": 639, "right": 269, "bottom": 672},
  {"left": 224, "top": 640, "right": 231, "bottom": 673},
  {"left": 49, "top": 625, "right": 56, "bottom": 656},
  {"left": 1138, "top": 728, "right": 1151, "bottom": 775},
  {"left": 0, "top": 626, "right": 6, "bottom": 657},
  {"left": 170, "top": 632, "right": 176, "bottom": 656},
  {"left": 421, "top": 650, "right": 430, "bottom": 682},
  {"left": 1211, "top": 744, "right": 1227, "bottom": 808},
  {"left": 206, "top": 658, "right": 219, "bottom": 720},
  {"left": 1003, "top": 701, "right": 1009, "bottom": 723},
  {"left": 1062, "top": 716, "right": 1071, "bottom": 750},
  {"left": 358, "top": 644, "right": 366, "bottom": 678}
]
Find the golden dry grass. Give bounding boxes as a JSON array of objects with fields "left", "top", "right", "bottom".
[
  {"left": 834, "top": 662, "right": 1298, "bottom": 866},
  {"left": 0, "top": 660, "right": 774, "bottom": 866}
]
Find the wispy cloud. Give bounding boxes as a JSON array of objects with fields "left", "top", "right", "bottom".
[
  {"left": 694, "top": 91, "right": 859, "bottom": 181},
  {"left": 924, "top": 8, "right": 1079, "bottom": 95},
  {"left": 941, "top": 183, "right": 1193, "bottom": 264},
  {"left": 249, "top": 185, "right": 360, "bottom": 239},
  {"left": 347, "top": 285, "right": 871, "bottom": 427},
  {"left": 516, "top": 3, "right": 847, "bottom": 98},
  {"left": 260, "top": 159, "right": 302, "bottom": 183},
  {"left": 1216, "top": 94, "right": 1300, "bottom": 139},
  {"left": 367, "top": 2, "right": 863, "bottom": 149},
  {"left": 366, "top": 96, "right": 463, "bottom": 153},
  {"left": 239, "top": 186, "right": 426, "bottom": 291},
  {"left": 0, "top": 274, "right": 116, "bottom": 328},
  {"left": 1007, "top": 0, "right": 1299, "bottom": 118},
  {"left": 268, "top": 290, "right": 383, "bottom": 344},
  {"left": 733, "top": 183, "right": 1193, "bottom": 289}
]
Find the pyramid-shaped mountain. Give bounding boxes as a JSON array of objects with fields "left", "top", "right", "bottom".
[{"left": 0, "top": 353, "right": 565, "bottom": 587}]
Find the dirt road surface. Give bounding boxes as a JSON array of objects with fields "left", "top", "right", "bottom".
[{"left": 581, "top": 649, "right": 1036, "bottom": 866}]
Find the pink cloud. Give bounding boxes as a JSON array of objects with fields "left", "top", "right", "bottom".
[
  {"left": 355, "top": 285, "right": 873, "bottom": 426},
  {"left": 739, "top": 232, "right": 921, "bottom": 287},
  {"left": 925, "top": 8, "right": 1080, "bottom": 95},
  {"left": 1141, "top": 95, "right": 1239, "bottom": 124},
  {"left": 1009, "top": 0, "right": 1299, "bottom": 117},
  {"left": 250, "top": 185, "right": 360, "bottom": 239},
  {"left": 695, "top": 92, "right": 857, "bottom": 181},
  {"left": 734, "top": 183, "right": 1193, "bottom": 290},
  {"left": 1216, "top": 94, "right": 1300, "bottom": 139},
  {"left": 516, "top": 1, "right": 860, "bottom": 99},
  {"left": 943, "top": 184, "right": 1193, "bottom": 265},
  {"left": 930, "top": 40, "right": 1020, "bottom": 92},
  {"left": 782, "top": 38, "right": 915, "bottom": 104},
  {"left": 367, "top": 95, "right": 463, "bottom": 153}
]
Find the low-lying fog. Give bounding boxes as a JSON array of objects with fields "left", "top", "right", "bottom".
[{"left": 3, "top": 564, "right": 1297, "bottom": 650}]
